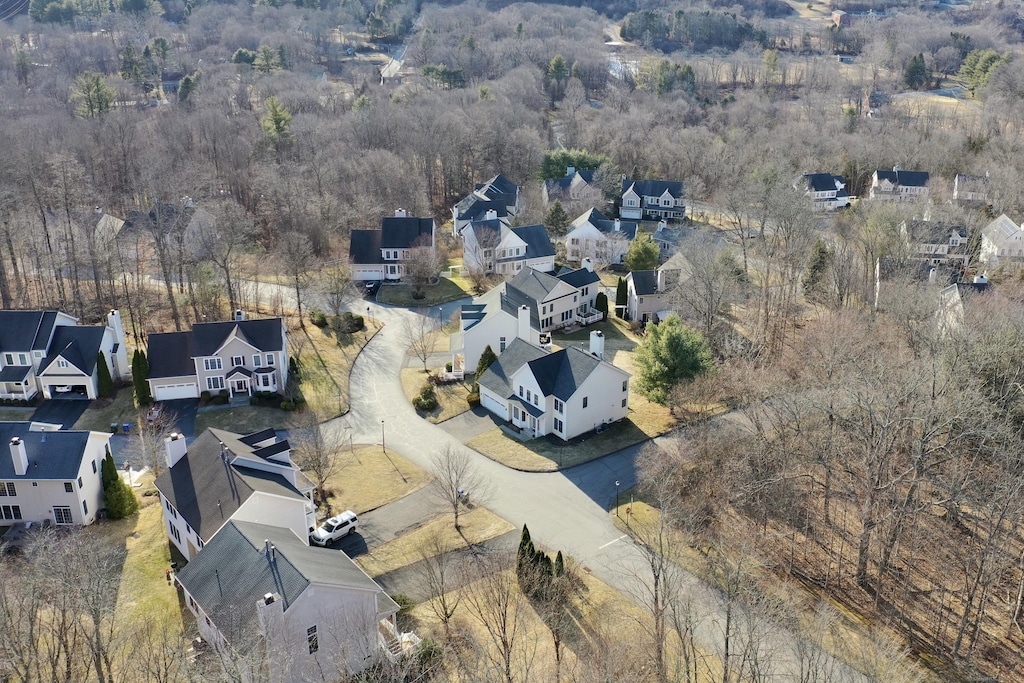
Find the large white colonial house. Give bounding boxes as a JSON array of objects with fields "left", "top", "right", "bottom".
[
  {"left": 146, "top": 315, "right": 288, "bottom": 402},
  {"left": 563, "top": 208, "right": 637, "bottom": 265},
  {"left": 795, "top": 173, "right": 851, "bottom": 211},
  {"left": 155, "top": 427, "right": 316, "bottom": 561},
  {"left": 980, "top": 214, "right": 1024, "bottom": 272},
  {"left": 452, "top": 174, "right": 521, "bottom": 237},
  {"left": 174, "top": 519, "right": 415, "bottom": 683},
  {"left": 620, "top": 178, "right": 685, "bottom": 221},
  {"left": 868, "top": 167, "right": 930, "bottom": 202},
  {"left": 477, "top": 331, "right": 630, "bottom": 441}
]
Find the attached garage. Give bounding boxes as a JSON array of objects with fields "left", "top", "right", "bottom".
[
  {"left": 41, "top": 382, "right": 92, "bottom": 400},
  {"left": 352, "top": 266, "right": 384, "bottom": 281},
  {"left": 152, "top": 382, "right": 200, "bottom": 401}
]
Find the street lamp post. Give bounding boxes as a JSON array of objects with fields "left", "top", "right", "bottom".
[
  {"left": 125, "top": 462, "right": 133, "bottom": 487},
  {"left": 614, "top": 480, "right": 620, "bottom": 517},
  {"left": 380, "top": 419, "right": 385, "bottom": 454},
  {"left": 367, "top": 306, "right": 371, "bottom": 326}
]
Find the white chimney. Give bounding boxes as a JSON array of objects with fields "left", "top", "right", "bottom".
[
  {"left": 974, "top": 274, "right": 988, "bottom": 284},
  {"left": 589, "top": 331, "right": 605, "bottom": 360},
  {"left": 94, "top": 206, "right": 103, "bottom": 215},
  {"left": 582, "top": 258, "right": 594, "bottom": 273},
  {"left": 164, "top": 433, "right": 187, "bottom": 469},
  {"left": 485, "top": 208, "right": 498, "bottom": 221},
  {"left": 657, "top": 269, "right": 666, "bottom": 292},
  {"left": 566, "top": 166, "right": 575, "bottom": 177},
  {"left": 517, "top": 305, "right": 531, "bottom": 343},
  {"left": 657, "top": 219, "right": 667, "bottom": 233},
  {"left": 10, "top": 437, "right": 27, "bottom": 476},
  {"left": 182, "top": 196, "right": 194, "bottom": 208},
  {"left": 256, "top": 591, "right": 285, "bottom": 634},
  {"left": 614, "top": 219, "right": 621, "bottom": 232},
  {"left": 234, "top": 309, "right": 245, "bottom": 321},
  {"left": 394, "top": 208, "right": 407, "bottom": 218},
  {"left": 928, "top": 268, "right": 937, "bottom": 284}
]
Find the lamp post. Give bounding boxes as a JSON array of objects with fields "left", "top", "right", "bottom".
[
  {"left": 125, "top": 462, "right": 133, "bottom": 487},
  {"left": 614, "top": 480, "right": 620, "bottom": 517},
  {"left": 380, "top": 419, "right": 385, "bottom": 454},
  {"left": 367, "top": 306, "right": 371, "bottom": 326}
]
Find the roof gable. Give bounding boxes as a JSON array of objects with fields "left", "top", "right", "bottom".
[
  {"left": 349, "top": 230, "right": 383, "bottom": 265},
  {"left": 510, "top": 225, "right": 555, "bottom": 259},
  {"left": 39, "top": 326, "right": 106, "bottom": 375},
  {"left": 380, "top": 217, "right": 434, "bottom": 249},
  {"left": 191, "top": 319, "right": 285, "bottom": 357},
  {"left": 627, "top": 270, "right": 660, "bottom": 296}
]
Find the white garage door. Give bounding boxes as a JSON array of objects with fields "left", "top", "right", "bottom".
[
  {"left": 353, "top": 267, "right": 383, "bottom": 281},
  {"left": 155, "top": 383, "right": 199, "bottom": 400}
]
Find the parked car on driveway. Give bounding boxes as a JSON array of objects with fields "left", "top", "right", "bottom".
[{"left": 310, "top": 511, "right": 358, "bottom": 546}]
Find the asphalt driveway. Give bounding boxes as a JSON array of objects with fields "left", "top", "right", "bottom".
[{"left": 30, "top": 398, "right": 91, "bottom": 428}]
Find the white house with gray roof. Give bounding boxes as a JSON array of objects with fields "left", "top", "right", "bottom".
[
  {"left": 477, "top": 332, "right": 630, "bottom": 441},
  {"left": 452, "top": 174, "right": 521, "bottom": 237},
  {"left": 0, "top": 421, "right": 112, "bottom": 529},
  {"left": 174, "top": 520, "right": 413, "bottom": 683},
  {"left": 146, "top": 315, "right": 288, "bottom": 402},
  {"left": 461, "top": 221, "right": 556, "bottom": 278},
  {"left": 155, "top": 427, "right": 316, "bottom": 561},
  {"left": 980, "top": 214, "right": 1024, "bottom": 272},
  {"left": 564, "top": 208, "right": 637, "bottom": 265}
]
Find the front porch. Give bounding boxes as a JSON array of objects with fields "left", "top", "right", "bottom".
[{"left": 378, "top": 619, "right": 420, "bottom": 662}]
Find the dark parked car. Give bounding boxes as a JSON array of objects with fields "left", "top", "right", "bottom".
[{"left": 364, "top": 281, "right": 382, "bottom": 296}]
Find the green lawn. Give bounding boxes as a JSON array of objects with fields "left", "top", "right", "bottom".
[
  {"left": 73, "top": 389, "right": 139, "bottom": 432},
  {"left": 376, "top": 278, "right": 470, "bottom": 307}
]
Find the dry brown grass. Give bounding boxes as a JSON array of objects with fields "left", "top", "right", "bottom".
[
  {"left": 291, "top": 321, "right": 381, "bottom": 418},
  {"left": 320, "top": 445, "right": 430, "bottom": 515},
  {"left": 354, "top": 507, "right": 514, "bottom": 577},
  {"left": 400, "top": 368, "right": 473, "bottom": 423}
]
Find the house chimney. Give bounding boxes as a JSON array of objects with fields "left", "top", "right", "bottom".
[
  {"left": 566, "top": 166, "right": 575, "bottom": 177},
  {"left": 657, "top": 269, "right": 666, "bottom": 292},
  {"left": 614, "top": 218, "right": 621, "bottom": 232},
  {"left": 589, "top": 331, "right": 605, "bottom": 360},
  {"left": 974, "top": 274, "right": 988, "bottom": 285},
  {"left": 657, "top": 219, "right": 667, "bottom": 233},
  {"left": 394, "top": 208, "right": 407, "bottom": 218},
  {"left": 517, "top": 305, "right": 531, "bottom": 343},
  {"left": 485, "top": 208, "right": 498, "bottom": 221},
  {"left": 582, "top": 258, "right": 594, "bottom": 273},
  {"left": 164, "top": 433, "right": 187, "bottom": 469},
  {"left": 94, "top": 206, "right": 103, "bottom": 215},
  {"left": 928, "top": 267, "right": 936, "bottom": 284},
  {"left": 256, "top": 591, "right": 285, "bottom": 633},
  {"left": 10, "top": 437, "right": 27, "bottom": 476},
  {"left": 182, "top": 196, "right": 194, "bottom": 208}
]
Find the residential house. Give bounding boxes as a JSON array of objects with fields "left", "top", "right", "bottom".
[
  {"left": 873, "top": 257, "right": 958, "bottom": 311},
  {"left": 462, "top": 221, "right": 556, "bottom": 277},
  {"left": 832, "top": 9, "right": 851, "bottom": 25},
  {"left": 0, "top": 309, "right": 128, "bottom": 401},
  {"left": 146, "top": 314, "right": 288, "bottom": 402},
  {"left": 349, "top": 210, "right": 436, "bottom": 282},
  {"left": 119, "top": 199, "right": 217, "bottom": 265},
  {"left": 174, "top": 520, "right": 414, "bottom": 683},
  {"left": 620, "top": 177, "right": 685, "bottom": 221},
  {"left": 452, "top": 174, "right": 522, "bottom": 237},
  {"left": 626, "top": 270, "right": 671, "bottom": 323},
  {"left": 477, "top": 331, "right": 630, "bottom": 441},
  {"left": 937, "top": 276, "right": 990, "bottom": 337},
  {"left": 980, "top": 214, "right": 1024, "bottom": 271},
  {"left": 795, "top": 173, "right": 851, "bottom": 211},
  {"left": 564, "top": 208, "right": 638, "bottom": 264},
  {"left": 953, "top": 173, "right": 989, "bottom": 205},
  {"left": 450, "top": 262, "right": 601, "bottom": 372},
  {"left": 901, "top": 220, "right": 969, "bottom": 269},
  {"left": 868, "top": 167, "right": 930, "bottom": 202},
  {"left": 543, "top": 167, "right": 605, "bottom": 214},
  {"left": 0, "top": 421, "right": 112, "bottom": 528},
  {"left": 155, "top": 427, "right": 317, "bottom": 562}
]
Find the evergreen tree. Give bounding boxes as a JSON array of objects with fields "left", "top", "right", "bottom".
[
  {"left": 554, "top": 550, "right": 565, "bottom": 577},
  {"left": 476, "top": 345, "right": 498, "bottom": 379},
  {"left": 625, "top": 234, "right": 660, "bottom": 271},
  {"left": 102, "top": 453, "right": 138, "bottom": 519},
  {"left": 96, "top": 352, "right": 114, "bottom": 398},
  {"left": 903, "top": 53, "right": 930, "bottom": 90},
  {"left": 595, "top": 292, "right": 609, "bottom": 320},
  {"left": 132, "top": 349, "right": 153, "bottom": 405},
  {"left": 634, "top": 314, "right": 712, "bottom": 404},
  {"left": 615, "top": 276, "right": 628, "bottom": 318},
  {"left": 803, "top": 239, "right": 833, "bottom": 304},
  {"left": 545, "top": 201, "right": 571, "bottom": 236}
]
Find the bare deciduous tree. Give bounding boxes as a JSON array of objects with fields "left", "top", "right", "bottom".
[
  {"left": 429, "top": 445, "right": 488, "bottom": 529},
  {"left": 402, "top": 309, "right": 440, "bottom": 372},
  {"left": 290, "top": 411, "right": 347, "bottom": 516}
]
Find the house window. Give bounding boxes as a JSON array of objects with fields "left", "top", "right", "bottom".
[
  {"left": 554, "top": 418, "right": 564, "bottom": 433},
  {"left": 165, "top": 499, "right": 177, "bottom": 518},
  {"left": 583, "top": 397, "right": 588, "bottom": 408},
  {"left": 18, "top": 353, "right": 26, "bottom": 365},
  {"left": 57, "top": 359, "right": 68, "bottom": 368},
  {"left": 622, "top": 380, "right": 628, "bottom": 391},
  {"left": 231, "top": 356, "right": 244, "bottom": 367},
  {"left": 0, "top": 482, "right": 15, "bottom": 496},
  {"left": 554, "top": 398, "right": 563, "bottom": 414},
  {"left": 207, "top": 376, "right": 225, "bottom": 391},
  {"left": 92, "top": 460, "right": 97, "bottom": 474},
  {"left": 514, "top": 407, "right": 520, "bottom": 420},
  {"left": 622, "top": 398, "right": 627, "bottom": 407},
  {"left": 266, "top": 354, "right": 274, "bottom": 365},
  {"left": 500, "top": 337, "right": 507, "bottom": 353},
  {"left": 3, "top": 353, "right": 12, "bottom": 365},
  {"left": 83, "top": 500, "right": 88, "bottom": 515},
  {"left": 53, "top": 506, "right": 73, "bottom": 525},
  {"left": 254, "top": 355, "right": 262, "bottom": 367},
  {"left": 307, "top": 626, "right": 319, "bottom": 654},
  {"left": 526, "top": 390, "right": 531, "bottom": 402},
  {"left": 571, "top": 238, "right": 579, "bottom": 246},
  {"left": 169, "top": 523, "right": 181, "bottom": 543},
  {"left": 203, "top": 358, "right": 222, "bottom": 371},
  {"left": 78, "top": 476, "right": 83, "bottom": 487},
  {"left": 1, "top": 505, "right": 22, "bottom": 520},
  {"left": 65, "top": 482, "right": 73, "bottom": 493},
  {"left": 533, "top": 394, "right": 538, "bottom": 406},
  {"left": 519, "top": 386, "right": 524, "bottom": 398},
  {"left": 261, "top": 374, "right": 272, "bottom": 388}
]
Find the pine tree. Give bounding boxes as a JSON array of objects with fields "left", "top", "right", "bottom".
[
  {"left": 615, "top": 277, "right": 628, "bottom": 318},
  {"left": 554, "top": 550, "right": 565, "bottom": 577},
  {"left": 96, "top": 352, "right": 114, "bottom": 398},
  {"left": 595, "top": 292, "right": 609, "bottom": 320},
  {"left": 545, "top": 201, "right": 571, "bottom": 237},
  {"left": 517, "top": 524, "right": 536, "bottom": 577},
  {"left": 132, "top": 349, "right": 153, "bottom": 405},
  {"left": 476, "top": 345, "right": 498, "bottom": 379},
  {"left": 102, "top": 453, "right": 139, "bottom": 519}
]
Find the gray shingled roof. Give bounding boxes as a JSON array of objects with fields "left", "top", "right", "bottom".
[
  {"left": 0, "top": 423, "right": 94, "bottom": 480},
  {"left": 0, "top": 310, "right": 63, "bottom": 352},
  {"left": 154, "top": 429, "right": 305, "bottom": 542},
  {"left": 557, "top": 267, "right": 600, "bottom": 289},
  {"left": 904, "top": 220, "right": 968, "bottom": 245},
  {"left": 803, "top": 173, "right": 845, "bottom": 193},
  {"left": 349, "top": 229, "right": 383, "bottom": 265},
  {"left": 146, "top": 331, "right": 194, "bottom": 379},
  {"left": 875, "top": 169, "right": 929, "bottom": 187},
  {"left": 509, "top": 225, "right": 555, "bottom": 259},
  {"left": 628, "top": 271, "right": 660, "bottom": 296},
  {"left": 508, "top": 268, "right": 563, "bottom": 302},
  {"left": 526, "top": 346, "right": 602, "bottom": 401},
  {"left": 621, "top": 178, "right": 684, "bottom": 199},
  {"left": 39, "top": 326, "right": 105, "bottom": 376},
  {"left": 190, "top": 319, "right": 284, "bottom": 357},
  {"left": 477, "top": 339, "right": 548, "bottom": 399},
  {"left": 380, "top": 217, "right": 433, "bottom": 249},
  {"left": 175, "top": 520, "right": 397, "bottom": 651}
]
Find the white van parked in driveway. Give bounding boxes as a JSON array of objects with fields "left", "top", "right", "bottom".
[{"left": 310, "top": 511, "right": 358, "bottom": 546}]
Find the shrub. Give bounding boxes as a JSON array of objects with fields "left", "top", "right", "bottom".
[
  {"left": 281, "top": 399, "right": 296, "bottom": 411},
  {"left": 249, "top": 396, "right": 260, "bottom": 405},
  {"left": 467, "top": 392, "right": 480, "bottom": 407},
  {"left": 101, "top": 453, "right": 138, "bottom": 519},
  {"left": 391, "top": 593, "right": 416, "bottom": 631},
  {"left": 219, "top": 389, "right": 228, "bottom": 398},
  {"left": 412, "top": 384, "right": 438, "bottom": 411},
  {"left": 200, "top": 390, "right": 211, "bottom": 402},
  {"left": 445, "top": 362, "right": 453, "bottom": 372},
  {"left": 309, "top": 309, "right": 329, "bottom": 328}
]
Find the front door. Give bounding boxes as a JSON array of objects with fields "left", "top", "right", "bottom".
[{"left": 232, "top": 379, "right": 249, "bottom": 395}]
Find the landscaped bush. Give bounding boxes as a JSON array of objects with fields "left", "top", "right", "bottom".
[
  {"left": 200, "top": 390, "right": 211, "bottom": 402},
  {"left": 445, "top": 362, "right": 453, "bottom": 372},
  {"left": 309, "top": 309, "right": 329, "bottom": 328},
  {"left": 331, "top": 312, "right": 364, "bottom": 334},
  {"left": 412, "top": 384, "right": 438, "bottom": 411},
  {"left": 466, "top": 392, "right": 480, "bottom": 407},
  {"left": 281, "top": 399, "right": 296, "bottom": 411}
]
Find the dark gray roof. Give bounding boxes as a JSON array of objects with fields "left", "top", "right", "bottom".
[
  {"left": 508, "top": 268, "right": 564, "bottom": 303},
  {"left": 481, "top": 174, "right": 519, "bottom": 197},
  {"left": 527, "top": 346, "right": 602, "bottom": 401},
  {"left": 154, "top": 429, "right": 304, "bottom": 541},
  {"left": 39, "top": 326, "right": 105, "bottom": 375},
  {"left": 509, "top": 225, "right": 555, "bottom": 259},
  {"left": 904, "top": 220, "right": 968, "bottom": 245},
  {"left": 557, "top": 267, "right": 601, "bottom": 289},
  {"left": 349, "top": 229, "right": 383, "bottom": 265},
  {"left": 175, "top": 520, "right": 395, "bottom": 651},
  {"left": 0, "top": 366, "right": 31, "bottom": 382},
  {"left": 628, "top": 270, "right": 659, "bottom": 296},
  {"left": 190, "top": 319, "right": 284, "bottom": 356},
  {"left": 466, "top": 219, "right": 502, "bottom": 243},
  {"left": 544, "top": 169, "right": 596, "bottom": 194},
  {"left": 454, "top": 196, "right": 510, "bottom": 223},
  {"left": 477, "top": 339, "right": 548, "bottom": 399},
  {"left": 512, "top": 395, "right": 544, "bottom": 418},
  {"left": 622, "top": 178, "right": 684, "bottom": 199},
  {"left": 875, "top": 169, "right": 929, "bottom": 187},
  {"left": 803, "top": 173, "right": 845, "bottom": 193},
  {"left": 146, "top": 332, "right": 194, "bottom": 379},
  {"left": 226, "top": 367, "right": 252, "bottom": 378},
  {"left": 498, "top": 289, "right": 541, "bottom": 329},
  {"left": 0, "top": 310, "right": 63, "bottom": 352},
  {"left": 0, "top": 423, "right": 93, "bottom": 480},
  {"left": 380, "top": 217, "right": 433, "bottom": 249}
]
